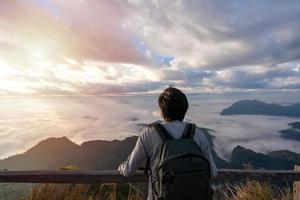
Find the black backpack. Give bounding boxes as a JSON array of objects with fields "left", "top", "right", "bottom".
[{"left": 145, "top": 123, "right": 212, "bottom": 200}]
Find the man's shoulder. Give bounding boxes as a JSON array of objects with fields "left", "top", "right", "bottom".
[
  {"left": 193, "top": 127, "right": 210, "bottom": 147},
  {"left": 194, "top": 127, "right": 207, "bottom": 137},
  {"left": 140, "top": 123, "right": 159, "bottom": 137}
]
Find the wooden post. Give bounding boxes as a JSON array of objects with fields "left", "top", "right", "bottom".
[{"left": 294, "top": 165, "right": 300, "bottom": 200}]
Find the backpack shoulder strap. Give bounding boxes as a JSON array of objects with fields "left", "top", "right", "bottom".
[
  {"left": 180, "top": 123, "right": 190, "bottom": 139},
  {"left": 150, "top": 123, "right": 174, "bottom": 140},
  {"left": 181, "top": 123, "right": 196, "bottom": 139}
]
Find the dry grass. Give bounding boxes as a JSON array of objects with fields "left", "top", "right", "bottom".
[
  {"left": 216, "top": 181, "right": 293, "bottom": 200},
  {"left": 20, "top": 183, "right": 144, "bottom": 200},
  {"left": 19, "top": 181, "right": 293, "bottom": 200},
  {"left": 19, "top": 165, "right": 144, "bottom": 200}
]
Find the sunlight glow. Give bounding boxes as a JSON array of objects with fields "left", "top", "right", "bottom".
[
  {"left": 31, "top": 47, "right": 46, "bottom": 59},
  {"left": 0, "top": 60, "right": 19, "bottom": 78}
]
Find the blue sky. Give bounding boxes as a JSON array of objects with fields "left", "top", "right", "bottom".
[{"left": 0, "top": 0, "right": 299, "bottom": 95}]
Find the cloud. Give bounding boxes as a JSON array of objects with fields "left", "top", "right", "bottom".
[
  {"left": 126, "top": 0, "right": 300, "bottom": 69},
  {"left": 2, "top": 93, "right": 300, "bottom": 159},
  {"left": 0, "top": 0, "right": 299, "bottom": 95},
  {"left": 0, "top": 95, "right": 158, "bottom": 158},
  {"left": 0, "top": 0, "right": 149, "bottom": 66},
  {"left": 204, "top": 63, "right": 300, "bottom": 90},
  {"left": 157, "top": 69, "right": 184, "bottom": 81}
]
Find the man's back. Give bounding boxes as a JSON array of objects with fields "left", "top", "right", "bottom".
[{"left": 118, "top": 120, "right": 218, "bottom": 199}]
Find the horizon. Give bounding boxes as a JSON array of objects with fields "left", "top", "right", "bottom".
[
  {"left": 0, "top": 1, "right": 300, "bottom": 169},
  {"left": 0, "top": 93, "right": 299, "bottom": 160}
]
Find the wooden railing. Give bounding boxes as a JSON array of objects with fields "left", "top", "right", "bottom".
[{"left": 1, "top": 169, "right": 300, "bottom": 183}]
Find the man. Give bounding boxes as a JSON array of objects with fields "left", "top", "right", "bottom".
[{"left": 118, "top": 87, "right": 218, "bottom": 200}]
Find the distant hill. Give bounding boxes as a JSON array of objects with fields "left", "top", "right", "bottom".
[
  {"left": 289, "top": 121, "right": 300, "bottom": 129},
  {"left": 1, "top": 125, "right": 300, "bottom": 171},
  {"left": 280, "top": 121, "right": 300, "bottom": 141},
  {"left": 0, "top": 136, "right": 81, "bottom": 170},
  {"left": 280, "top": 129, "right": 300, "bottom": 141},
  {"left": 0, "top": 136, "right": 137, "bottom": 170},
  {"left": 0, "top": 125, "right": 230, "bottom": 170},
  {"left": 221, "top": 100, "right": 300, "bottom": 117},
  {"left": 230, "top": 145, "right": 300, "bottom": 170}
]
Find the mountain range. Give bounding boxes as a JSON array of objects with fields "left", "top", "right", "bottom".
[
  {"left": 0, "top": 136, "right": 137, "bottom": 170},
  {"left": 221, "top": 100, "right": 300, "bottom": 117},
  {"left": 1, "top": 125, "right": 300, "bottom": 171}
]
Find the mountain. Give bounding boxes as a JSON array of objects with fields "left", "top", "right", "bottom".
[
  {"left": 0, "top": 125, "right": 230, "bottom": 170},
  {"left": 230, "top": 145, "right": 300, "bottom": 170},
  {"left": 0, "top": 137, "right": 80, "bottom": 170},
  {"left": 280, "top": 121, "right": 300, "bottom": 141},
  {"left": 76, "top": 136, "right": 137, "bottom": 169},
  {"left": 0, "top": 136, "right": 137, "bottom": 170},
  {"left": 221, "top": 100, "right": 300, "bottom": 117},
  {"left": 1, "top": 125, "right": 300, "bottom": 171},
  {"left": 280, "top": 129, "right": 300, "bottom": 141},
  {"left": 289, "top": 121, "right": 300, "bottom": 129}
]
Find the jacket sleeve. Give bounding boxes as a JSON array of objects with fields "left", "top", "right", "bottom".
[
  {"left": 196, "top": 131, "right": 218, "bottom": 177},
  {"left": 202, "top": 142, "right": 218, "bottom": 177},
  {"left": 118, "top": 131, "right": 148, "bottom": 177}
]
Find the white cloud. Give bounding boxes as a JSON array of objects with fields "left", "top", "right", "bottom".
[
  {"left": 0, "top": 0, "right": 299, "bottom": 96},
  {"left": 125, "top": 0, "right": 300, "bottom": 69}
]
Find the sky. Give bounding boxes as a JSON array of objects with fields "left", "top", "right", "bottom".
[{"left": 0, "top": 0, "right": 300, "bottom": 96}]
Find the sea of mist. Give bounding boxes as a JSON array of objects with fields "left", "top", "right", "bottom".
[{"left": 0, "top": 91, "right": 299, "bottom": 160}]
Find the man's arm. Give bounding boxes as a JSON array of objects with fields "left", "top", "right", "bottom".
[
  {"left": 118, "top": 131, "right": 148, "bottom": 177},
  {"left": 196, "top": 131, "right": 218, "bottom": 177},
  {"left": 202, "top": 142, "right": 218, "bottom": 177}
]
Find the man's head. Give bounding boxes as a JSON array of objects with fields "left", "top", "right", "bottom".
[{"left": 158, "top": 87, "right": 189, "bottom": 122}]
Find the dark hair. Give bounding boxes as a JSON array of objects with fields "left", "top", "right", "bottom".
[{"left": 158, "top": 87, "right": 189, "bottom": 122}]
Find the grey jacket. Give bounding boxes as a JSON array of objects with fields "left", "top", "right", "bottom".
[{"left": 118, "top": 120, "right": 218, "bottom": 200}]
